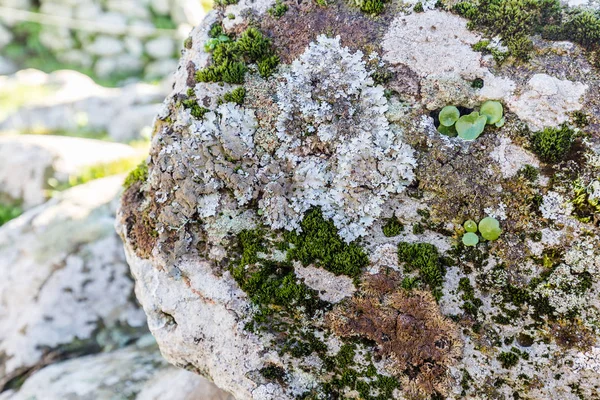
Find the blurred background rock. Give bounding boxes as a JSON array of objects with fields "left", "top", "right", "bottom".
[{"left": 0, "top": 1, "right": 235, "bottom": 399}]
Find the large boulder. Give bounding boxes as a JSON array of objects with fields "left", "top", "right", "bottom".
[
  {"left": 117, "top": 1, "right": 600, "bottom": 399},
  {"left": 0, "top": 134, "right": 139, "bottom": 209},
  {"left": 0, "top": 177, "right": 147, "bottom": 389}
]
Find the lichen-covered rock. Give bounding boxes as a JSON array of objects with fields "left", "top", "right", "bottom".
[
  {"left": 117, "top": 1, "right": 600, "bottom": 399},
  {"left": 0, "top": 336, "right": 234, "bottom": 400},
  {"left": 0, "top": 177, "right": 146, "bottom": 389}
]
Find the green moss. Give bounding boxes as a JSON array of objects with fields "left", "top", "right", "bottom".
[
  {"left": 209, "top": 23, "right": 225, "bottom": 39},
  {"left": 471, "top": 78, "right": 484, "bottom": 89},
  {"left": 197, "top": 27, "right": 279, "bottom": 84},
  {"left": 412, "top": 222, "right": 425, "bottom": 234},
  {"left": 531, "top": 125, "right": 575, "bottom": 163},
  {"left": 519, "top": 164, "right": 539, "bottom": 182},
  {"left": 414, "top": 1, "right": 424, "bottom": 12},
  {"left": 123, "top": 162, "right": 149, "bottom": 189},
  {"left": 219, "top": 87, "right": 246, "bottom": 105},
  {"left": 182, "top": 98, "right": 210, "bottom": 119},
  {"left": 382, "top": 218, "right": 404, "bottom": 237},
  {"left": 351, "top": 0, "right": 387, "bottom": 15},
  {"left": 0, "top": 204, "right": 23, "bottom": 226},
  {"left": 260, "top": 365, "right": 286, "bottom": 381},
  {"left": 285, "top": 208, "right": 368, "bottom": 278},
  {"left": 561, "top": 10, "right": 600, "bottom": 48},
  {"left": 214, "top": 0, "right": 239, "bottom": 5},
  {"left": 571, "top": 179, "right": 600, "bottom": 223},
  {"left": 397, "top": 242, "right": 446, "bottom": 296},
  {"left": 454, "top": 0, "right": 562, "bottom": 60},
  {"left": 268, "top": 0, "right": 289, "bottom": 18},
  {"left": 497, "top": 350, "right": 519, "bottom": 368}
]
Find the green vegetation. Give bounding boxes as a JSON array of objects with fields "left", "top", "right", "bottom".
[
  {"left": 571, "top": 179, "right": 600, "bottom": 223},
  {"left": 439, "top": 106, "right": 460, "bottom": 127},
  {"left": 382, "top": 217, "right": 404, "bottom": 237},
  {"left": 497, "top": 347, "right": 529, "bottom": 368},
  {"left": 453, "top": 0, "right": 562, "bottom": 60},
  {"left": 285, "top": 208, "right": 369, "bottom": 278},
  {"left": 259, "top": 365, "right": 286, "bottom": 382},
  {"left": 219, "top": 87, "right": 246, "bottom": 105},
  {"left": 214, "top": 0, "right": 239, "bottom": 6},
  {"left": 458, "top": 277, "right": 483, "bottom": 317},
  {"left": 0, "top": 204, "right": 23, "bottom": 227},
  {"left": 478, "top": 217, "right": 502, "bottom": 241},
  {"left": 197, "top": 27, "right": 279, "bottom": 84},
  {"left": 414, "top": 1, "right": 424, "bottom": 12},
  {"left": 268, "top": 0, "right": 289, "bottom": 18},
  {"left": 463, "top": 219, "right": 478, "bottom": 233},
  {"left": 531, "top": 125, "right": 574, "bottom": 163},
  {"left": 349, "top": 0, "right": 388, "bottom": 15},
  {"left": 123, "top": 162, "right": 149, "bottom": 189},
  {"left": 455, "top": 1, "right": 600, "bottom": 61},
  {"left": 520, "top": 164, "right": 539, "bottom": 182},
  {"left": 437, "top": 101, "right": 504, "bottom": 140},
  {"left": 182, "top": 96, "right": 210, "bottom": 119},
  {"left": 462, "top": 232, "right": 479, "bottom": 246},
  {"left": 397, "top": 242, "right": 445, "bottom": 298}
]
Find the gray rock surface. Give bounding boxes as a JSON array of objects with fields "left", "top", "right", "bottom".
[
  {"left": 0, "top": 336, "right": 235, "bottom": 400},
  {"left": 0, "top": 134, "right": 138, "bottom": 208},
  {"left": 0, "top": 176, "right": 147, "bottom": 389}
]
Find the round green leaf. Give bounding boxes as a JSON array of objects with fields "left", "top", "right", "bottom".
[
  {"left": 480, "top": 100, "right": 503, "bottom": 125},
  {"left": 437, "top": 123, "right": 457, "bottom": 137},
  {"left": 495, "top": 117, "right": 505, "bottom": 128},
  {"left": 463, "top": 219, "right": 478, "bottom": 233},
  {"left": 478, "top": 216, "right": 502, "bottom": 241},
  {"left": 456, "top": 111, "right": 487, "bottom": 140},
  {"left": 462, "top": 232, "right": 479, "bottom": 246},
  {"left": 439, "top": 106, "right": 460, "bottom": 127}
]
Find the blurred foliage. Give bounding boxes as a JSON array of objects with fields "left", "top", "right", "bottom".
[{"left": 0, "top": 204, "right": 23, "bottom": 227}]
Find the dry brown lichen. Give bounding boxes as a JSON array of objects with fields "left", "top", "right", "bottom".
[{"left": 328, "top": 272, "right": 462, "bottom": 398}]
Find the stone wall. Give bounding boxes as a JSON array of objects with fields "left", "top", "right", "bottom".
[{"left": 0, "top": 0, "right": 206, "bottom": 80}]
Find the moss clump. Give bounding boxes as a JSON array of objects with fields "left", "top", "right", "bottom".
[
  {"left": 454, "top": 0, "right": 561, "bottom": 60},
  {"left": 557, "top": 10, "right": 600, "bottom": 49},
  {"left": 382, "top": 218, "right": 404, "bottom": 237},
  {"left": 231, "top": 230, "right": 320, "bottom": 312},
  {"left": 268, "top": 0, "right": 289, "bottom": 18},
  {"left": 350, "top": 0, "right": 388, "bottom": 15},
  {"left": 197, "top": 27, "right": 279, "bottom": 84},
  {"left": 571, "top": 180, "right": 600, "bottom": 224},
  {"left": 182, "top": 97, "right": 210, "bottom": 119},
  {"left": 519, "top": 164, "right": 539, "bottom": 182},
  {"left": 531, "top": 125, "right": 574, "bottom": 163},
  {"left": 0, "top": 204, "right": 23, "bottom": 226},
  {"left": 260, "top": 365, "right": 286, "bottom": 382},
  {"left": 285, "top": 208, "right": 368, "bottom": 278},
  {"left": 497, "top": 347, "right": 529, "bottom": 368},
  {"left": 123, "top": 162, "right": 149, "bottom": 190},
  {"left": 219, "top": 87, "right": 246, "bottom": 105},
  {"left": 397, "top": 242, "right": 445, "bottom": 298},
  {"left": 214, "top": 0, "right": 239, "bottom": 6},
  {"left": 414, "top": 1, "right": 424, "bottom": 12}
]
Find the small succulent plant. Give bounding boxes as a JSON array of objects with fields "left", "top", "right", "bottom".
[
  {"left": 478, "top": 217, "right": 502, "bottom": 241},
  {"left": 460, "top": 216, "right": 502, "bottom": 246},
  {"left": 456, "top": 111, "right": 488, "bottom": 140},
  {"left": 436, "top": 101, "right": 504, "bottom": 141},
  {"left": 462, "top": 232, "right": 479, "bottom": 246}
]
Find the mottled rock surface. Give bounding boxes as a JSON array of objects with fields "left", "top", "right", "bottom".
[
  {"left": 118, "top": 1, "right": 600, "bottom": 399},
  {"left": 0, "top": 336, "right": 234, "bottom": 400},
  {"left": 0, "top": 177, "right": 146, "bottom": 389}
]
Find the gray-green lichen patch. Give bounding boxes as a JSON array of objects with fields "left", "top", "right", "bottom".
[{"left": 118, "top": 2, "right": 600, "bottom": 399}]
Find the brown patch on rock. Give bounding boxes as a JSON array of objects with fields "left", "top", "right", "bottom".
[
  {"left": 327, "top": 273, "right": 462, "bottom": 398},
  {"left": 260, "top": 1, "right": 394, "bottom": 64},
  {"left": 186, "top": 61, "right": 197, "bottom": 88},
  {"left": 121, "top": 181, "right": 158, "bottom": 259},
  {"left": 550, "top": 319, "right": 596, "bottom": 352}
]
